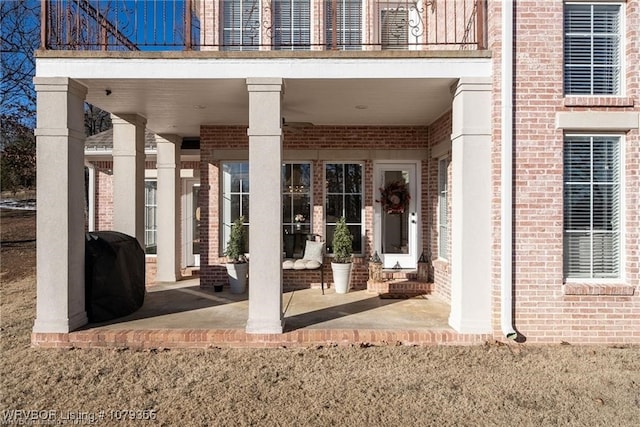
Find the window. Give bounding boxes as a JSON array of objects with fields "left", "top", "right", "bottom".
[
  {"left": 283, "top": 163, "right": 312, "bottom": 234},
  {"left": 222, "top": 0, "right": 260, "bottom": 51},
  {"left": 144, "top": 180, "right": 158, "bottom": 254},
  {"left": 222, "top": 162, "right": 250, "bottom": 252},
  {"left": 325, "top": 163, "right": 363, "bottom": 254},
  {"left": 438, "top": 157, "right": 450, "bottom": 260},
  {"left": 380, "top": 8, "right": 408, "bottom": 50},
  {"left": 273, "top": 0, "right": 310, "bottom": 50},
  {"left": 325, "top": 0, "right": 362, "bottom": 50},
  {"left": 564, "top": 135, "right": 622, "bottom": 279},
  {"left": 564, "top": 2, "right": 622, "bottom": 95}
]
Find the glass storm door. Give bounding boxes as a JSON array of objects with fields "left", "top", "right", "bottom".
[{"left": 375, "top": 163, "right": 418, "bottom": 269}]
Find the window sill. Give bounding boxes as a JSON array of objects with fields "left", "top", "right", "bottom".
[
  {"left": 564, "top": 96, "right": 635, "bottom": 108},
  {"left": 563, "top": 283, "right": 636, "bottom": 296}
]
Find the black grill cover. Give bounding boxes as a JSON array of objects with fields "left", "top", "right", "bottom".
[{"left": 85, "top": 231, "right": 145, "bottom": 322}]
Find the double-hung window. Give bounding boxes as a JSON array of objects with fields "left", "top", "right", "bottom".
[
  {"left": 438, "top": 157, "right": 450, "bottom": 260},
  {"left": 325, "top": 0, "right": 362, "bottom": 50},
  {"left": 564, "top": 2, "right": 622, "bottom": 95},
  {"left": 563, "top": 135, "right": 622, "bottom": 279},
  {"left": 283, "top": 163, "right": 312, "bottom": 234},
  {"left": 222, "top": 0, "right": 260, "bottom": 51},
  {"left": 380, "top": 7, "right": 409, "bottom": 50},
  {"left": 272, "top": 0, "right": 311, "bottom": 50},
  {"left": 222, "top": 162, "right": 250, "bottom": 252},
  {"left": 325, "top": 162, "right": 363, "bottom": 254},
  {"left": 144, "top": 180, "right": 158, "bottom": 254}
]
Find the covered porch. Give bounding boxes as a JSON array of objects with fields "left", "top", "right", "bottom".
[
  {"left": 32, "top": 278, "right": 492, "bottom": 349},
  {"left": 33, "top": 0, "right": 497, "bottom": 342}
]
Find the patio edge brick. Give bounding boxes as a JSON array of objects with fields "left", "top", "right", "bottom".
[{"left": 31, "top": 328, "right": 493, "bottom": 349}]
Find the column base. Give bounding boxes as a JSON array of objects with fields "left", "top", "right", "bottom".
[
  {"left": 448, "top": 314, "right": 491, "bottom": 334},
  {"left": 245, "top": 318, "right": 284, "bottom": 334},
  {"left": 33, "top": 311, "right": 88, "bottom": 334}
]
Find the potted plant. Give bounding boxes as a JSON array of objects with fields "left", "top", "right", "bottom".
[
  {"left": 331, "top": 216, "right": 353, "bottom": 294},
  {"left": 225, "top": 216, "right": 248, "bottom": 294}
]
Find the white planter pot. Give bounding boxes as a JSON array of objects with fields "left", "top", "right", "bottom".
[
  {"left": 226, "top": 262, "right": 249, "bottom": 294},
  {"left": 331, "top": 262, "right": 352, "bottom": 294}
]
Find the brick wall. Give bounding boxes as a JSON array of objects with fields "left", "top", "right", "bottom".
[
  {"left": 199, "top": 125, "right": 438, "bottom": 291},
  {"left": 489, "top": 1, "right": 640, "bottom": 343},
  {"left": 427, "top": 111, "right": 452, "bottom": 302}
]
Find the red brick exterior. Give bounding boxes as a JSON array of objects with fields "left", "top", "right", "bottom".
[
  {"left": 489, "top": 1, "right": 640, "bottom": 343},
  {"left": 199, "top": 125, "right": 444, "bottom": 292},
  {"left": 83, "top": 0, "right": 639, "bottom": 344}
]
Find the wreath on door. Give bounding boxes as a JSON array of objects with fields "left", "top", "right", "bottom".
[{"left": 377, "top": 181, "right": 411, "bottom": 214}]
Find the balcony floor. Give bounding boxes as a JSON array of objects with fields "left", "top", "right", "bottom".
[{"left": 32, "top": 279, "right": 492, "bottom": 349}]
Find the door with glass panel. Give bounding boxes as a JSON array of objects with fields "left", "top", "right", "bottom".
[
  {"left": 374, "top": 163, "right": 418, "bottom": 269},
  {"left": 183, "top": 180, "right": 200, "bottom": 267}
]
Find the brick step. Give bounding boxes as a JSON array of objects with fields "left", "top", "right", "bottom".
[
  {"left": 367, "top": 279, "right": 434, "bottom": 295},
  {"left": 380, "top": 269, "right": 418, "bottom": 280}
]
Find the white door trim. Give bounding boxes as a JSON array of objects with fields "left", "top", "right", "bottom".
[{"left": 373, "top": 160, "right": 421, "bottom": 269}]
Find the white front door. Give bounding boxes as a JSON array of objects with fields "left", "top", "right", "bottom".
[{"left": 374, "top": 162, "right": 419, "bottom": 269}]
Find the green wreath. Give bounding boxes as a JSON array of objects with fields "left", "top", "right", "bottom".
[{"left": 378, "top": 181, "right": 411, "bottom": 214}]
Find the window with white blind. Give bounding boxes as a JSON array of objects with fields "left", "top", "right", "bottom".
[
  {"left": 564, "top": 2, "right": 622, "bottom": 95},
  {"left": 381, "top": 8, "right": 408, "bottom": 50},
  {"left": 222, "top": 0, "right": 260, "bottom": 51},
  {"left": 325, "top": 0, "right": 362, "bottom": 50},
  {"left": 273, "top": 0, "right": 310, "bottom": 50},
  {"left": 563, "top": 135, "right": 622, "bottom": 279},
  {"left": 438, "top": 157, "right": 449, "bottom": 260}
]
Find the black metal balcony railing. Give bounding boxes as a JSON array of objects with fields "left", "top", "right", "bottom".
[{"left": 41, "top": 0, "right": 486, "bottom": 52}]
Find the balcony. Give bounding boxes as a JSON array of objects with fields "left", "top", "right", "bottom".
[{"left": 41, "top": 0, "right": 487, "bottom": 53}]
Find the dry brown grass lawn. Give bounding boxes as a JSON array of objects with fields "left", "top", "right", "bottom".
[{"left": 1, "top": 208, "right": 639, "bottom": 426}]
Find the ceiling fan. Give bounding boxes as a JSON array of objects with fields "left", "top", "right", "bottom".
[{"left": 282, "top": 117, "right": 314, "bottom": 133}]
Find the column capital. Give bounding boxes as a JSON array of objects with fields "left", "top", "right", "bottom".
[
  {"left": 111, "top": 113, "right": 147, "bottom": 127},
  {"left": 33, "top": 77, "right": 87, "bottom": 98},
  {"left": 246, "top": 77, "right": 284, "bottom": 92}
]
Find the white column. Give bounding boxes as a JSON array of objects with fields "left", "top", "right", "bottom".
[
  {"left": 449, "top": 77, "right": 493, "bottom": 334},
  {"left": 156, "top": 134, "right": 181, "bottom": 282},
  {"left": 245, "top": 78, "right": 284, "bottom": 334},
  {"left": 111, "top": 114, "right": 146, "bottom": 248},
  {"left": 32, "top": 77, "right": 88, "bottom": 333}
]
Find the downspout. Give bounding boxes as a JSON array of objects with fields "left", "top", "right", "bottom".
[{"left": 501, "top": 0, "right": 517, "bottom": 340}]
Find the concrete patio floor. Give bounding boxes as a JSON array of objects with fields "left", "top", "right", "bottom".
[
  {"left": 32, "top": 279, "right": 493, "bottom": 349},
  {"left": 94, "top": 279, "right": 451, "bottom": 330}
]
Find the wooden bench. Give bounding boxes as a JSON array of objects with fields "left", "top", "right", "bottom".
[{"left": 282, "top": 240, "right": 326, "bottom": 294}]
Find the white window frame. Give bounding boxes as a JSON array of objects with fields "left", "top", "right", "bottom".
[
  {"left": 324, "top": 0, "right": 363, "bottom": 50},
  {"left": 144, "top": 179, "right": 158, "bottom": 255},
  {"left": 221, "top": 161, "right": 250, "bottom": 253},
  {"left": 221, "top": 0, "right": 261, "bottom": 51},
  {"left": 283, "top": 162, "right": 313, "bottom": 234},
  {"left": 272, "top": 0, "right": 311, "bottom": 50},
  {"left": 563, "top": 133, "right": 624, "bottom": 282},
  {"left": 563, "top": 1, "right": 624, "bottom": 96},
  {"left": 437, "top": 156, "right": 450, "bottom": 260},
  {"left": 324, "top": 161, "right": 364, "bottom": 255}
]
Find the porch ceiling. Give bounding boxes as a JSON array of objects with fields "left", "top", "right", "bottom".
[{"left": 79, "top": 77, "right": 456, "bottom": 137}]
